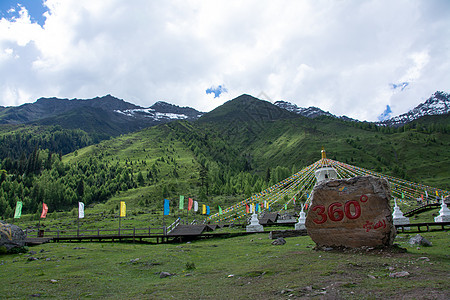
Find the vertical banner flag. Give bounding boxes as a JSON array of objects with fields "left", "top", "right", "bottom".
[
  {"left": 246, "top": 204, "right": 249, "bottom": 214},
  {"left": 78, "top": 202, "right": 85, "bottom": 219},
  {"left": 401, "top": 192, "right": 405, "bottom": 199},
  {"left": 425, "top": 190, "right": 428, "bottom": 198},
  {"left": 202, "top": 204, "right": 206, "bottom": 215},
  {"left": 255, "top": 203, "right": 259, "bottom": 212},
  {"left": 206, "top": 206, "right": 210, "bottom": 215},
  {"left": 179, "top": 195, "right": 184, "bottom": 210},
  {"left": 219, "top": 206, "right": 223, "bottom": 215},
  {"left": 258, "top": 204, "right": 261, "bottom": 213},
  {"left": 14, "top": 201, "right": 23, "bottom": 219},
  {"left": 164, "top": 199, "right": 170, "bottom": 215},
  {"left": 436, "top": 190, "right": 439, "bottom": 197},
  {"left": 40, "top": 203, "right": 48, "bottom": 218},
  {"left": 284, "top": 203, "right": 287, "bottom": 210},
  {"left": 188, "top": 198, "right": 193, "bottom": 211},
  {"left": 120, "top": 201, "right": 126, "bottom": 217},
  {"left": 194, "top": 201, "right": 199, "bottom": 212}
]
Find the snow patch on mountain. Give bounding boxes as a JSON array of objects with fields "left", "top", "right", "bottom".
[
  {"left": 274, "top": 101, "right": 334, "bottom": 118},
  {"left": 114, "top": 108, "right": 189, "bottom": 120}
]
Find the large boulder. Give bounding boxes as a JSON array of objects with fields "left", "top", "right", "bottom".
[
  {"left": 0, "top": 221, "right": 26, "bottom": 252},
  {"left": 306, "top": 176, "right": 395, "bottom": 248}
]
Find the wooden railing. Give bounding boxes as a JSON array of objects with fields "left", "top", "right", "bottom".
[{"left": 27, "top": 226, "right": 167, "bottom": 239}]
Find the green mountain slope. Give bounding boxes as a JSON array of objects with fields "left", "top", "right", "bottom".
[{"left": 1, "top": 95, "right": 449, "bottom": 219}]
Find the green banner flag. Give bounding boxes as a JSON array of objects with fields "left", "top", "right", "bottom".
[
  {"left": 179, "top": 195, "right": 184, "bottom": 209},
  {"left": 219, "top": 206, "right": 223, "bottom": 215},
  {"left": 14, "top": 201, "right": 23, "bottom": 219}
]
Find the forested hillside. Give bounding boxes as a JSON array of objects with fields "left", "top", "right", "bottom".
[{"left": 1, "top": 95, "right": 449, "bottom": 219}]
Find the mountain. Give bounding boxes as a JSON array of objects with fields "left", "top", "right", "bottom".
[
  {"left": 199, "top": 94, "right": 296, "bottom": 124},
  {"left": 274, "top": 100, "right": 359, "bottom": 123},
  {"left": 376, "top": 91, "right": 450, "bottom": 127},
  {"left": 0, "top": 95, "right": 203, "bottom": 136},
  {"left": 1, "top": 91, "right": 449, "bottom": 218}
]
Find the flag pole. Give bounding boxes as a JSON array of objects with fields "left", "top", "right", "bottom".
[{"left": 119, "top": 213, "right": 121, "bottom": 236}]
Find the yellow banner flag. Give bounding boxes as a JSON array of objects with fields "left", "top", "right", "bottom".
[
  {"left": 120, "top": 201, "right": 126, "bottom": 217},
  {"left": 202, "top": 204, "right": 206, "bottom": 215}
]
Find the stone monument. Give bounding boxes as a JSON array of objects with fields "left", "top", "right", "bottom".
[
  {"left": 0, "top": 221, "right": 26, "bottom": 252},
  {"left": 246, "top": 213, "right": 264, "bottom": 232},
  {"left": 306, "top": 176, "right": 395, "bottom": 248}
]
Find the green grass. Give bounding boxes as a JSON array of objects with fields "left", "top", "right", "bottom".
[{"left": 1, "top": 231, "right": 448, "bottom": 299}]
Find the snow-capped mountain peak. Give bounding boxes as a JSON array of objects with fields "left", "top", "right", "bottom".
[
  {"left": 376, "top": 91, "right": 450, "bottom": 127},
  {"left": 274, "top": 100, "right": 334, "bottom": 118}
]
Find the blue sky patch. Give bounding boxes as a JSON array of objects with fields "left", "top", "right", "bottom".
[
  {"left": 0, "top": 0, "right": 48, "bottom": 26},
  {"left": 206, "top": 85, "right": 228, "bottom": 98},
  {"left": 377, "top": 105, "right": 392, "bottom": 121},
  {"left": 390, "top": 82, "right": 409, "bottom": 91}
]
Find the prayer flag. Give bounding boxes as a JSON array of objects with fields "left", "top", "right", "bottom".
[
  {"left": 206, "top": 206, "right": 210, "bottom": 215},
  {"left": 255, "top": 203, "right": 259, "bottom": 212},
  {"left": 14, "top": 201, "right": 22, "bottom": 219},
  {"left": 179, "top": 195, "right": 184, "bottom": 210},
  {"left": 120, "top": 201, "right": 126, "bottom": 217},
  {"left": 425, "top": 190, "right": 428, "bottom": 198},
  {"left": 401, "top": 192, "right": 405, "bottom": 199},
  {"left": 202, "top": 204, "right": 206, "bottom": 214},
  {"left": 219, "top": 206, "right": 223, "bottom": 215},
  {"left": 188, "top": 198, "right": 193, "bottom": 211},
  {"left": 284, "top": 203, "right": 287, "bottom": 210},
  {"left": 258, "top": 204, "right": 261, "bottom": 213},
  {"left": 246, "top": 204, "right": 249, "bottom": 214},
  {"left": 194, "top": 201, "right": 198, "bottom": 212},
  {"left": 40, "top": 203, "right": 48, "bottom": 218},
  {"left": 164, "top": 199, "right": 170, "bottom": 215},
  {"left": 436, "top": 190, "right": 439, "bottom": 196},
  {"left": 78, "top": 202, "right": 85, "bottom": 219}
]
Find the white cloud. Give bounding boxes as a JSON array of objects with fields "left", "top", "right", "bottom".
[{"left": 0, "top": 0, "right": 449, "bottom": 121}]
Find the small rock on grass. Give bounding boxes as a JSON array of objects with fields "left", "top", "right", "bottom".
[
  {"left": 389, "top": 271, "right": 410, "bottom": 278},
  {"left": 271, "top": 238, "right": 286, "bottom": 245},
  {"left": 409, "top": 234, "right": 432, "bottom": 246},
  {"left": 160, "top": 272, "right": 173, "bottom": 278}
]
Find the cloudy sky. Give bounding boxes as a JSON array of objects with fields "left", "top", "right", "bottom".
[{"left": 0, "top": 0, "right": 449, "bottom": 121}]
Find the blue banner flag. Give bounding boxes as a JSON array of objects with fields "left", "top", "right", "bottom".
[
  {"left": 164, "top": 199, "right": 170, "bottom": 216},
  {"left": 206, "top": 206, "right": 210, "bottom": 215}
]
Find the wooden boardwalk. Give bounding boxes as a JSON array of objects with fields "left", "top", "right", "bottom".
[
  {"left": 23, "top": 221, "right": 450, "bottom": 246},
  {"left": 404, "top": 203, "right": 440, "bottom": 217}
]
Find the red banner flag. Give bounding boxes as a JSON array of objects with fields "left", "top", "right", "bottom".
[
  {"left": 40, "top": 203, "right": 48, "bottom": 218},
  {"left": 246, "top": 204, "right": 249, "bottom": 214},
  {"left": 188, "top": 198, "right": 193, "bottom": 211}
]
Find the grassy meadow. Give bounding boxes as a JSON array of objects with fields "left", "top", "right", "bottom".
[{"left": 1, "top": 229, "right": 449, "bottom": 299}]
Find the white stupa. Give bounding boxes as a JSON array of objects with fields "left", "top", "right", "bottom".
[
  {"left": 314, "top": 148, "right": 338, "bottom": 183},
  {"left": 392, "top": 198, "right": 410, "bottom": 228},
  {"left": 246, "top": 213, "right": 264, "bottom": 232},
  {"left": 295, "top": 203, "right": 307, "bottom": 230},
  {"left": 434, "top": 197, "right": 450, "bottom": 222}
]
